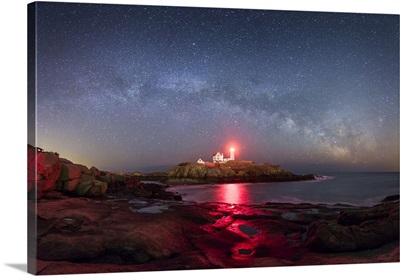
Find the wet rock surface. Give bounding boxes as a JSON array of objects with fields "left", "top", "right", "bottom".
[{"left": 31, "top": 196, "right": 399, "bottom": 275}]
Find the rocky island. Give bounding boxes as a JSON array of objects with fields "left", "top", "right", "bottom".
[
  {"left": 141, "top": 160, "right": 316, "bottom": 184},
  {"left": 27, "top": 145, "right": 399, "bottom": 275}
]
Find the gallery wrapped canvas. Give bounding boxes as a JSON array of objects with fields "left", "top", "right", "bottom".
[{"left": 27, "top": 1, "right": 399, "bottom": 275}]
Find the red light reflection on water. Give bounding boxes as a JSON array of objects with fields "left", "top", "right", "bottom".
[{"left": 216, "top": 183, "right": 250, "bottom": 205}]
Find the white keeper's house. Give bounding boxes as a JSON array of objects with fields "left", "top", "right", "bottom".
[{"left": 197, "top": 148, "right": 235, "bottom": 164}]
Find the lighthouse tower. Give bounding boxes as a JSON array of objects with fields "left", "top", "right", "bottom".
[{"left": 229, "top": 147, "right": 235, "bottom": 161}]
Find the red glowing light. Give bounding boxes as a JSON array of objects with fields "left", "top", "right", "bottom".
[{"left": 216, "top": 183, "right": 249, "bottom": 205}]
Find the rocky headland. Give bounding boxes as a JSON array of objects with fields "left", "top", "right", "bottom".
[
  {"left": 28, "top": 145, "right": 399, "bottom": 275},
  {"left": 142, "top": 160, "right": 316, "bottom": 184},
  {"left": 27, "top": 144, "right": 180, "bottom": 201}
]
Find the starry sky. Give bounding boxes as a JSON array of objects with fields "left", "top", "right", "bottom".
[{"left": 33, "top": 2, "right": 399, "bottom": 173}]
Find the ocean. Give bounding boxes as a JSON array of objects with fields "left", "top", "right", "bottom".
[{"left": 167, "top": 172, "right": 399, "bottom": 207}]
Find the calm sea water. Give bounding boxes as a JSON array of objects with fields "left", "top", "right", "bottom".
[{"left": 168, "top": 172, "right": 399, "bottom": 207}]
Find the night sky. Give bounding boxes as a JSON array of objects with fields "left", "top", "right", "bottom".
[{"left": 34, "top": 2, "right": 399, "bottom": 173}]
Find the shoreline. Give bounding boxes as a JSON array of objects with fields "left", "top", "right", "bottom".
[
  {"left": 162, "top": 173, "right": 398, "bottom": 207},
  {"left": 154, "top": 173, "right": 317, "bottom": 186},
  {"left": 160, "top": 174, "right": 328, "bottom": 186}
]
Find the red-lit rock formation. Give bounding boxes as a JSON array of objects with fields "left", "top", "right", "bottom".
[
  {"left": 27, "top": 145, "right": 107, "bottom": 198},
  {"left": 31, "top": 197, "right": 399, "bottom": 275},
  {"left": 28, "top": 145, "right": 62, "bottom": 198},
  {"left": 27, "top": 145, "right": 179, "bottom": 201}
]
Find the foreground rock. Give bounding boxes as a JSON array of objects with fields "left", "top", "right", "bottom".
[
  {"left": 306, "top": 201, "right": 399, "bottom": 252},
  {"left": 31, "top": 197, "right": 399, "bottom": 275}
]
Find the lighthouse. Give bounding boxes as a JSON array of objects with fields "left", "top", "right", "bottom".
[
  {"left": 229, "top": 147, "right": 235, "bottom": 161},
  {"left": 199, "top": 147, "right": 237, "bottom": 164}
]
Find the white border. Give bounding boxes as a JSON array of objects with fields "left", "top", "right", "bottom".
[{"left": 0, "top": 1, "right": 398, "bottom": 276}]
